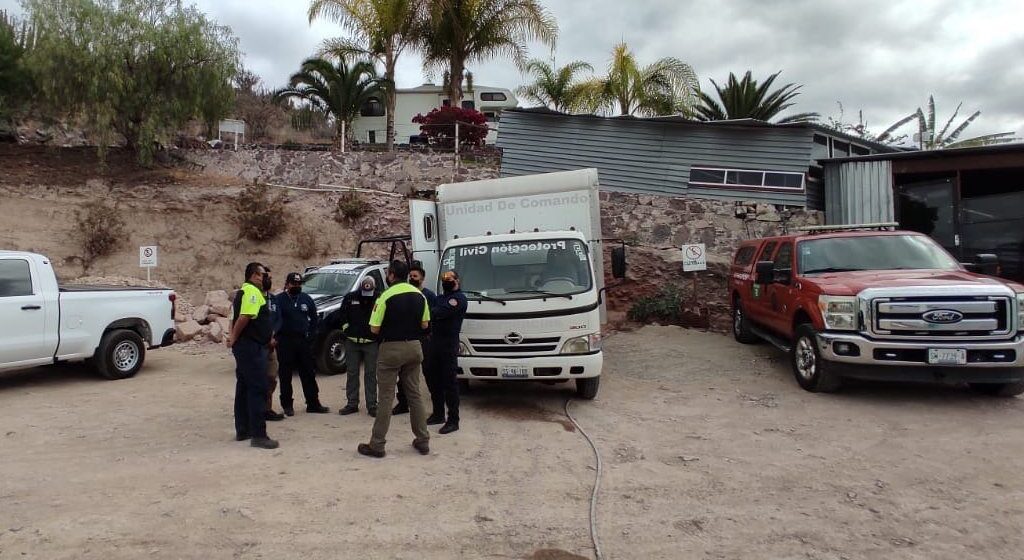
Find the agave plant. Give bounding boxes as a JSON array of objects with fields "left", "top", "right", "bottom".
[{"left": 881, "top": 95, "right": 1017, "bottom": 149}]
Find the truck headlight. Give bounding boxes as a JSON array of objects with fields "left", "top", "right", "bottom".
[
  {"left": 818, "top": 296, "right": 858, "bottom": 331},
  {"left": 561, "top": 334, "right": 600, "bottom": 354},
  {"left": 1017, "top": 293, "right": 1024, "bottom": 329},
  {"left": 459, "top": 342, "right": 470, "bottom": 356}
]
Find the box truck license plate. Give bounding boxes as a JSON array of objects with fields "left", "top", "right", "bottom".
[
  {"left": 928, "top": 349, "right": 967, "bottom": 365},
  {"left": 500, "top": 365, "right": 530, "bottom": 378}
]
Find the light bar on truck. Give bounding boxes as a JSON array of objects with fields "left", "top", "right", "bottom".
[{"left": 796, "top": 222, "right": 900, "bottom": 234}]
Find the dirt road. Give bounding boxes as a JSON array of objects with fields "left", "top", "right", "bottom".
[{"left": 2, "top": 326, "right": 1023, "bottom": 559}]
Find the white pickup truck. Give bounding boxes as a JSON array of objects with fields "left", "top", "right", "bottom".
[{"left": 0, "top": 251, "right": 177, "bottom": 379}]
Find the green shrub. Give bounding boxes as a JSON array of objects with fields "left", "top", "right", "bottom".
[
  {"left": 233, "top": 183, "right": 288, "bottom": 241},
  {"left": 628, "top": 285, "right": 684, "bottom": 323},
  {"left": 74, "top": 201, "right": 127, "bottom": 267}
]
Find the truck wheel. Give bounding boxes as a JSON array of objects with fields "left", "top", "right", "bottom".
[
  {"left": 575, "top": 377, "right": 600, "bottom": 400},
  {"left": 95, "top": 329, "right": 146, "bottom": 380},
  {"left": 732, "top": 298, "right": 759, "bottom": 344},
  {"left": 316, "top": 329, "right": 347, "bottom": 376},
  {"left": 791, "top": 324, "right": 842, "bottom": 393},
  {"left": 969, "top": 382, "right": 1024, "bottom": 397}
]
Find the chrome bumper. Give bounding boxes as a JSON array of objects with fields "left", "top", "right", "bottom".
[{"left": 817, "top": 332, "right": 1024, "bottom": 368}]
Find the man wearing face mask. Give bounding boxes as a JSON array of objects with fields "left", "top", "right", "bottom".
[
  {"left": 232, "top": 264, "right": 284, "bottom": 422},
  {"left": 426, "top": 270, "right": 468, "bottom": 434},
  {"left": 337, "top": 276, "right": 379, "bottom": 417},
  {"left": 275, "top": 272, "right": 329, "bottom": 416},
  {"left": 393, "top": 261, "right": 436, "bottom": 416}
]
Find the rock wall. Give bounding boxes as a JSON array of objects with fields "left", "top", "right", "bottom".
[
  {"left": 178, "top": 148, "right": 499, "bottom": 195},
  {"left": 599, "top": 192, "right": 823, "bottom": 332}
]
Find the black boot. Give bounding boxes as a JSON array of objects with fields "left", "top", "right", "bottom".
[
  {"left": 439, "top": 422, "right": 459, "bottom": 435},
  {"left": 251, "top": 436, "right": 280, "bottom": 449},
  {"left": 307, "top": 403, "right": 330, "bottom": 414},
  {"left": 426, "top": 413, "right": 445, "bottom": 425}
]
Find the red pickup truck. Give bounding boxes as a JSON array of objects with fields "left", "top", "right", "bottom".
[{"left": 729, "top": 225, "right": 1024, "bottom": 396}]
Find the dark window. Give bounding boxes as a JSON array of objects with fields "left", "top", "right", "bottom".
[
  {"left": 0, "top": 259, "right": 33, "bottom": 297},
  {"left": 851, "top": 145, "right": 870, "bottom": 156},
  {"left": 831, "top": 140, "right": 850, "bottom": 157},
  {"left": 798, "top": 235, "right": 958, "bottom": 274},
  {"left": 764, "top": 172, "right": 804, "bottom": 189},
  {"left": 481, "top": 92, "right": 507, "bottom": 101},
  {"left": 725, "top": 170, "right": 764, "bottom": 187},
  {"left": 483, "top": 112, "right": 499, "bottom": 123},
  {"left": 360, "top": 97, "right": 385, "bottom": 117},
  {"left": 368, "top": 130, "right": 376, "bottom": 144},
  {"left": 423, "top": 214, "right": 436, "bottom": 241},
  {"left": 774, "top": 244, "right": 793, "bottom": 271},
  {"left": 462, "top": 100, "right": 475, "bottom": 110},
  {"left": 758, "top": 241, "right": 778, "bottom": 263},
  {"left": 734, "top": 246, "right": 756, "bottom": 266},
  {"left": 690, "top": 168, "right": 726, "bottom": 184},
  {"left": 442, "top": 99, "right": 451, "bottom": 107},
  {"left": 812, "top": 135, "right": 830, "bottom": 160}
]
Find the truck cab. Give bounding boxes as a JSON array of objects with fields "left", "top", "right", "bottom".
[{"left": 729, "top": 225, "right": 1024, "bottom": 396}]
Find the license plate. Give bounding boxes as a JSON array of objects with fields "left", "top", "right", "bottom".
[
  {"left": 500, "top": 365, "right": 530, "bottom": 378},
  {"left": 928, "top": 348, "right": 967, "bottom": 365}
]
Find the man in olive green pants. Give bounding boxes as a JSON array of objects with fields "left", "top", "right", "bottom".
[{"left": 358, "top": 260, "right": 431, "bottom": 458}]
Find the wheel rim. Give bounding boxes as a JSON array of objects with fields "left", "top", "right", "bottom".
[
  {"left": 329, "top": 341, "right": 345, "bottom": 367},
  {"left": 795, "top": 337, "right": 817, "bottom": 380},
  {"left": 733, "top": 307, "right": 743, "bottom": 335},
  {"left": 113, "top": 341, "right": 139, "bottom": 372}
]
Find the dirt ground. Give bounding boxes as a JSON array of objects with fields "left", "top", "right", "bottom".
[{"left": 2, "top": 326, "right": 1023, "bottom": 560}]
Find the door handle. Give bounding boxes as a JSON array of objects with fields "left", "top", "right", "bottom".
[{"left": 21, "top": 305, "right": 41, "bottom": 310}]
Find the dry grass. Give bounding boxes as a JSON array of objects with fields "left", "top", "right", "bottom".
[
  {"left": 232, "top": 183, "right": 288, "bottom": 241},
  {"left": 73, "top": 201, "right": 127, "bottom": 268}
]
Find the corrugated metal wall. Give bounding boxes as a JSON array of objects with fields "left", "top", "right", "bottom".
[
  {"left": 497, "top": 111, "right": 816, "bottom": 206},
  {"left": 823, "top": 160, "right": 895, "bottom": 224}
]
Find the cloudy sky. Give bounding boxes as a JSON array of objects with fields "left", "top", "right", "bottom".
[{"left": 4, "top": 0, "right": 1022, "bottom": 140}]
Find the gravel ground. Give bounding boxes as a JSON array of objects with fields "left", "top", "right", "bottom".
[{"left": 1, "top": 325, "right": 1023, "bottom": 560}]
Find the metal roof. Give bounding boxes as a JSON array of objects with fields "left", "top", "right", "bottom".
[
  {"left": 505, "top": 107, "right": 899, "bottom": 153},
  {"left": 818, "top": 141, "right": 1024, "bottom": 164}
]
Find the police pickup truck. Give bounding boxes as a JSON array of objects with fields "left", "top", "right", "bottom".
[
  {"left": 0, "top": 251, "right": 177, "bottom": 379},
  {"left": 303, "top": 258, "right": 389, "bottom": 375}
]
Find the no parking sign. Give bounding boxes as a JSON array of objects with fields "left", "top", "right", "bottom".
[{"left": 682, "top": 243, "right": 707, "bottom": 272}]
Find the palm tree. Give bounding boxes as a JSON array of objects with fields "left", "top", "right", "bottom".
[
  {"left": 515, "top": 58, "right": 596, "bottom": 113},
  {"left": 272, "top": 55, "right": 386, "bottom": 149},
  {"left": 308, "top": 0, "right": 423, "bottom": 151},
  {"left": 694, "top": 71, "right": 817, "bottom": 124},
  {"left": 587, "top": 42, "right": 698, "bottom": 117},
  {"left": 884, "top": 95, "right": 1016, "bottom": 150},
  {"left": 420, "top": 0, "right": 557, "bottom": 106}
]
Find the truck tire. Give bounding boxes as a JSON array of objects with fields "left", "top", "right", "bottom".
[
  {"left": 316, "top": 329, "right": 347, "bottom": 376},
  {"left": 732, "top": 298, "right": 759, "bottom": 344},
  {"left": 791, "top": 324, "right": 842, "bottom": 393},
  {"left": 576, "top": 377, "right": 600, "bottom": 400},
  {"left": 969, "top": 382, "right": 1024, "bottom": 397},
  {"left": 95, "top": 329, "right": 146, "bottom": 380}
]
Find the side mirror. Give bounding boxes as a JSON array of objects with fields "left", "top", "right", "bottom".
[
  {"left": 611, "top": 246, "right": 627, "bottom": 279},
  {"left": 977, "top": 253, "right": 1000, "bottom": 276},
  {"left": 755, "top": 261, "right": 774, "bottom": 284}
]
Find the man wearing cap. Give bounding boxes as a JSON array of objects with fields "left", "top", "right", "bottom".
[
  {"left": 226, "top": 262, "right": 279, "bottom": 449},
  {"left": 337, "top": 275, "right": 380, "bottom": 417},
  {"left": 275, "top": 272, "right": 329, "bottom": 415},
  {"left": 393, "top": 261, "right": 436, "bottom": 416},
  {"left": 426, "top": 270, "right": 468, "bottom": 434},
  {"left": 358, "top": 260, "right": 431, "bottom": 458}
]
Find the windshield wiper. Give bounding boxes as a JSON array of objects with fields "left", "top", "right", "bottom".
[
  {"left": 506, "top": 289, "right": 574, "bottom": 300},
  {"left": 462, "top": 290, "right": 507, "bottom": 305},
  {"left": 802, "top": 267, "right": 861, "bottom": 274}
]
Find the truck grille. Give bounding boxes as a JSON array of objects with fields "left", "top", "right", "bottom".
[
  {"left": 469, "top": 337, "right": 560, "bottom": 354},
  {"left": 870, "top": 296, "right": 1012, "bottom": 341}
]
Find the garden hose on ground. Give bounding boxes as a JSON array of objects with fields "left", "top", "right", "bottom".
[{"left": 565, "top": 397, "right": 604, "bottom": 560}]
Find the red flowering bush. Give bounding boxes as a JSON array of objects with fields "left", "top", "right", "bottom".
[{"left": 411, "top": 106, "right": 488, "bottom": 149}]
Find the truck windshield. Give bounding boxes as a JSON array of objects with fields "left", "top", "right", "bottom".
[
  {"left": 302, "top": 271, "right": 358, "bottom": 297},
  {"left": 798, "top": 235, "right": 959, "bottom": 274},
  {"left": 440, "top": 239, "right": 593, "bottom": 300}
]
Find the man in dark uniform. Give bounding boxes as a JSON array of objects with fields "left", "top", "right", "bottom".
[
  {"left": 226, "top": 262, "right": 279, "bottom": 449},
  {"left": 393, "top": 261, "right": 436, "bottom": 416},
  {"left": 232, "top": 265, "right": 284, "bottom": 421},
  {"left": 358, "top": 260, "right": 431, "bottom": 458},
  {"left": 276, "top": 272, "right": 329, "bottom": 416},
  {"left": 337, "top": 276, "right": 379, "bottom": 417},
  {"left": 427, "top": 270, "right": 468, "bottom": 434}
]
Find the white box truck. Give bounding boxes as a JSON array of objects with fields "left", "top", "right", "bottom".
[{"left": 408, "top": 168, "right": 624, "bottom": 399}]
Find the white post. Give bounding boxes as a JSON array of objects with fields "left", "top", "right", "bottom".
[
  {"left": 147, "top": 267, "right": 151, "bottom": 282},
  {"left": 455, "top": 121, "right": 460, "bottom": 155},
  {"left": 341, "top": 120, "right": 346, "bottom": 154}
]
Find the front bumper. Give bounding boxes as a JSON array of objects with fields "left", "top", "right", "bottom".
[
  {"left": 817, "top": 331, "right": 1024, "bottom": 383},
  {"left": 457, "top": 351, "right": 602, "bottom": 380}
]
